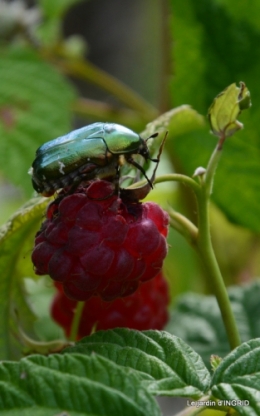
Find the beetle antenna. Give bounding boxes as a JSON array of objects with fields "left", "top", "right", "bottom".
[{"left": 144, "top": 132, "right": 159, "bottom": 143}]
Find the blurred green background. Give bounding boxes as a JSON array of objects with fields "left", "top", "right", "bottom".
[{"left": 0, "top": 0, "right": 260, "bottom": 304}]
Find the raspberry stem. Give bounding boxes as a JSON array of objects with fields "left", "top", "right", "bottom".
[
  {"left": 196, "top": 185, "right": 241, "bottom": 350},
  {"left": 195, "top": 135, "right": 241, "bottom": 350},
  {"left": 168, "top": 207, "right": 198, "bottom": 246},
  {"left": 202, "top": 132, "right": 226, "bottom": 197},
  {"left": 69, "top": 301, "right": 85, "bottom": 342},
  {"left": 128, "top": 173, "right": 201, "bottom": 195},
  {"left": 143, "top": 136, "right": 241, "bottom": 351}
]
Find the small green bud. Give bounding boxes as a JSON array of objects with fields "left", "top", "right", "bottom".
[
  {"left": 208, "top": 82, "right": 251, "bottom": 138},
  {"left": 210, "top": 354, "right": 223, "bottom": 371}
]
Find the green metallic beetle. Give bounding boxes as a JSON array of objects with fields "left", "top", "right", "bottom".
[{"left": 30, "top": 122, "right": 158, "bottom": 196}]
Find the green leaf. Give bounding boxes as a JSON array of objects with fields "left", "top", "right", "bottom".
[
  {"left": 169, "top": 0, "right": 260, "bottom": 232},
  {"left": 120, "top": 105, "right": 204, "bottom": 181},
  {"left": 0, "top": 353, "right": 161, "bottom": 416},
  {"left": 0, "top": 196, "right": 49, "bottom": 360},
  {"left": 143, "top": 105, "right": 204, "bottom": 139},
  {"left": 142, "top": 105, "right": 204, "bottom": 156},
  {"left": 211, "top": 339, "right": 260, "bottom": 415},
  {"left": 165, "top": 280, "right": 260, "bottom": 369},
  {"left": 0, "top": 47, "right": 76, "bottom": 195},
  {"left": 208, "top": 82, "right": 251, "bottom": 138},
  {"left": 63, "top": 328, "right": 211, "bottom": 398},
  {"left": 171, "top": 123, "right": 260, "bottom": 232}
]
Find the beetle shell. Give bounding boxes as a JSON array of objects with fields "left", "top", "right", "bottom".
[{"left": 31, "top": 123, "right": 149, "bottom": 195}]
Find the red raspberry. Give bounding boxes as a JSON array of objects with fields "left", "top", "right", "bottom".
[
  {"left": 51, "top": 272, "right": 170, "bottom": 338},
  {"left": 32, "top": 180, "right": 169, "bottom": 301}
]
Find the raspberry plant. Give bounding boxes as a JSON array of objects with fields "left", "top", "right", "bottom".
[
  {"left": 0, "top": 2, "right": 260, "bottom": 415},
  {"left": 1, "top": 80, "right": 259, "bottom": 416}
]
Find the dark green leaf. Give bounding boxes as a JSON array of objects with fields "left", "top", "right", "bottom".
[
  {"left": 0, "top": 353, "right": 160, "bottom": 416},
  {"left": 170, "top": 124, "right": 260, "bottom": 232},
  {"left": 211, "top": 339, "right": 260, "bottom": 415},
  {"left": 63, "top": 328, "right": 211, "bottom": 398},
  {"left": 165, "top": 280, "right": 260, "bottom": 369},
  {"left": 169, "top": 0, "right": 260, "bottom": 232},
  {"left": 0, "top": 47, "right": 76, "bottom": 195},
  {"left": 0, "top": 196, "right": 49, "bottom": 359}
]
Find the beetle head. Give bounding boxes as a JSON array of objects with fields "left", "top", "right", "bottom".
[{"left": 139, "top": 132, "right": 159, "bottom": 162}]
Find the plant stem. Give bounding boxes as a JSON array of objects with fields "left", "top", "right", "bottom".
[
  {"left": 203, "top": 134, "right": 225, "bottom": 197},
  {"left": 160, "top": 138, "right": 241, "bottom": 350},
  {"left": 126, "top": 174, "right": 200, "bottom": 194},
  {"left": 168, "top": 207, "right": 198, "bottom": 246},
  {"left": 73, "top": 97, "right": 144, "bottom": 129},
  {"left": 69, "top": 301, "right": 85, "bottom": 342},
  {"left": 154, "top": 174, "right": 201, "bottom": 194},
  {"left": 196, "top": 189, "right": 241, "bottom": 350},
  {"left": 195, "top": 137, "right": 241, "bottom": 350},
  {"left": 42, "top": 51, "right": 158, "bottom": 121}
]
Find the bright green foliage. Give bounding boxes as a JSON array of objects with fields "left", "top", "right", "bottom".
[
  {"left": 0, "top": 327, "right": 259, "bottom": 415},
  {"left": 0, "top": 353, "right": 161, "bottom": 416},
  {"left": 166, "top": 280, "right": 260, "bottom": 368},
  {"left": 0, "top": 47, "right": 76, "bottom": 196},
  {"left": 211, "top": 339, "right": 260, "bottom": 415},
  {"left": 63, "top": 329, "right": 260, "bottom": 414},
  {"left": 63, "top": 329, "right": 211, "bottom": 398},
  {"left": 171, "top": 122, "right": 260, "bottom": 232},
  {"left": 169, "top": 0, "right": 260, "bottom": 233},
  {"left": 0, "top": 196, "right": 49, "bottom": 360}
]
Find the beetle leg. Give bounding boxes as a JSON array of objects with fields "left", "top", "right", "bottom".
[
  {"left": 112, "top": 164, "right": 120, "bottom": 195},
  {"left": 125, "top": 156, "right": 153, "bottom": 189}
]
